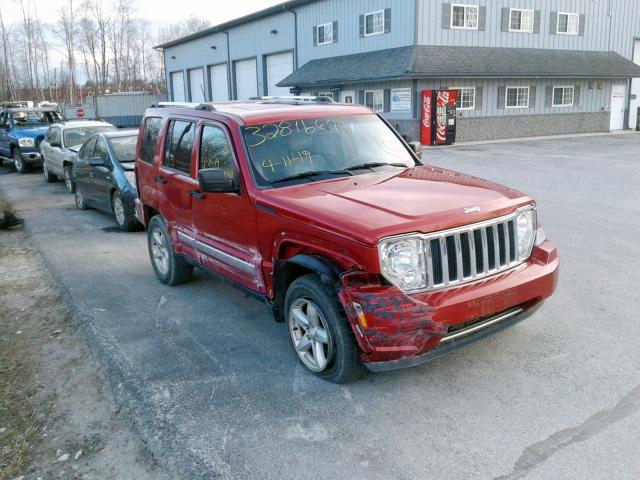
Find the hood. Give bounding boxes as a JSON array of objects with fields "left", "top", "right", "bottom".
[
  {"left": 257, "top": 165, "right": 534, "bottom": 245},
  {"left": 12, "top": 126, "right": 48, "bottom": 139}
]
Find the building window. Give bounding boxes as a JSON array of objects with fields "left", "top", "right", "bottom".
[
  {"left": 365, "top": 90, "right": 384, "bottom": 112},
  {"left": 317, "top": 22, "right": 333, "bottom": 45},
  {"left": 451, "top": 4, "right": 479, "bottom": 30},
  {"left": 453, "top": 87, "right": 476, "bottom": 110},
  {"left": 364, "top": 10, "right": 385, "bottom": 36},
  {"left": 509, "top": 8, "right": 534, "bottom": 32},
  {"left": 505, "top": 86, "right": 530, "bottom": 108},
  {"left": 552, "top": 86, "right": 574, "bottom": 107},
  {"left": 557, "top": 12, "right": 579, "bottom": 35}
]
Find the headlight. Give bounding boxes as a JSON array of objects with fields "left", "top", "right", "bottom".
[
  {"left": 516, "top": 208, "right": 536, "bottom": 260},
  {"left": 535, "top": 226, "right": 546, "bottom": 247},
  {"left": 379, "top": 236, "right": 427, "bottom": 292},
  {"left": 124, "top": 171, "right": 136, "bottom": 187},
  {"left": 18, "top": 137, "right": 35, "bottom": 147}
]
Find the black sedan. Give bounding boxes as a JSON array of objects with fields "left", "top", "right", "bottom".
[{"left": 72, "top": 130, "right": 141, "bottom": 231}]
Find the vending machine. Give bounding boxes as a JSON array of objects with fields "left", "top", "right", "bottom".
[{"left": 420, "top": 90, "right": 457, "bottom": 146}]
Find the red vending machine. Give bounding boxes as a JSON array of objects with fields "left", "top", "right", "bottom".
[{"left": 420, "top": 90, "right": 457, "bottom": 145}]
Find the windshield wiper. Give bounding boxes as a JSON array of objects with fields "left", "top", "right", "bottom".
[
  {"left": 345, "top": 162, "right": 409, "bottom": 171},
  {"left": 270, "top": 169, "right": 353, "bottom": 185}
]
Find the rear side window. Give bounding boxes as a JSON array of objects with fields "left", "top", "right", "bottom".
[
  {"left": 199, "top": 125, "right": 235, "bottom": 179},
  {"left": 164, "top": 120, "right": 194, "bottom": 174},
  {"left": 140, "top": 117, "right": 162, "bottom": 164}
]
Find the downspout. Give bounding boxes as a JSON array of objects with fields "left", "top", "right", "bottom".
[
  {"left": 285, "top": 7, "right": 299, "bottom": 70},
  {"left": 221, "top": 30, "right": 232, "bottom": 100}
]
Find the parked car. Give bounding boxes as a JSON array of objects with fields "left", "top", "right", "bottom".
[
  {"left": 0, "top": 107, "right": 62, "bottom": 173},
  {"left": 72, "top": 129, "right": 140, "bottom": 231},
  {"left": 134, "top": 98, "right": 559, "bottom": 383},
  {"left": 41, "top": 120, "right": 116, "bottom": 192}
]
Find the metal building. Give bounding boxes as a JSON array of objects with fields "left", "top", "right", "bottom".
[{"left": 156, "top": 0, "right": 640, "bottom": 142}]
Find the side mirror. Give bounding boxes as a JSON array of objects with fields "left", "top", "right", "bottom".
[
  {"left": 89, "top": 157, "right": 105, "bottom": 167},
  {"left": 198, "top": 168, "right": 238, "bottom": 193},
  {"left": 408, "top": 141, "right": 423, "bottom": 160},
  {"left": 50, "top": 140, "right": 61, "bottom": 148}
]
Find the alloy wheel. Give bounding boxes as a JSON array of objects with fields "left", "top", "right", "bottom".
[
  {"left": 113, "top": 195, "right": 125, "bottom": 226},
  {"left": 150, "top": 228, "right": 170, "bottom": 276},
  {"left": 288, "top": 298, "right": 333, "bottom": 372},
  {"left": 64, "top": 168, "right": 73, "bottom": 192}
]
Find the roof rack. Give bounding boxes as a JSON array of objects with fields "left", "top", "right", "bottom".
[
  {"left": 150, "top": 102, "right": 216, "bottom": 111},
  {"left": 249, "top": 95, "right": 335, "bottom": 104}
]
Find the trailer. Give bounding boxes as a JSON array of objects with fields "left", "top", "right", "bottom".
[{"left": 85, "top": 92, "right": 167, "bottom": 128}]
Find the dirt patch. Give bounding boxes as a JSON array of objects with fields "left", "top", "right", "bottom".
[{"left": 0, "top": 223, "right": 170, "bottom": 479}]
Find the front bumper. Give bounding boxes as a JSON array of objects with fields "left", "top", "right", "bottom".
[
  {"left": 19, "top": 150, "right": 42, "bottom": 164},
  {"left": 338, "top": 240, "right": 559, "bottom": 369}
]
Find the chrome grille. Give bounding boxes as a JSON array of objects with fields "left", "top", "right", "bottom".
[{"left": 425, "top": 212, "right": 522, "bottom": 290}]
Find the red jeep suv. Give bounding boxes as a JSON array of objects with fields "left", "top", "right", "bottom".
[{"left": 134, "top": 98, "right": 559, "bottom": 383}]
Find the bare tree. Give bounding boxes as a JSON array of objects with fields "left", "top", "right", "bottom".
[{"left": 53, "top": 0, "right": 78, "bottom": 103}]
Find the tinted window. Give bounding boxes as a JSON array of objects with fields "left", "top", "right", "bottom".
[
  {"left": 95, "top": 138, "right": 109, "bottom": 162},
  {"left": 110, "top": 136, "right": 137, "bottom": 162},
  {"left": 199, "top": 125, "right": 235, "bottom": 179},
  {"left": 164, "top": 120, "right": 194, "bottom": 174},
  {"left": 81, "top": 137, "right": 97, "bottom": 160},
  {"left": 140, "top": 117, "right": 162, "bottom": 164}
]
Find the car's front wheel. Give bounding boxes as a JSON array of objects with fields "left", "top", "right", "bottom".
[
  {"left": 112, "top": 191, "right": 138, "bottom": 232},
  {"left": 63, "top": 165, "right": 75, "bottom": 193},
  {"left": 285, "top": 274, "right": 367, "bottom": 383},
  {"left": 147, "top": 215, "right": 193, "bottom": 286},
  {"left": 13, "top": 150, "right": 29, "bottom": 174},
  {"left": 43, "top": 162, "right": 57, "bottom": 183},
  {"left": 74, "top": 188, "right": 88, "bottom": 210}
]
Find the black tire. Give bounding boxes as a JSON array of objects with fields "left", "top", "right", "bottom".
[
  {"left": 63, "top": 165, "right": 75, "bottom": 193},
  {"left": 74, "top": 188, "right": 89, "bottom": 210},
  {"left": 13, "top": 149, "right": 29, "bottom": 174},
  {"left": 112, "top": 191, "right": 138, "bottom": 232},
  {"left": 147, "top": 215, "right": 193, "bottom": 286},
  {"left": 43, "top": 163, "right": 57, "bottom": 182},
  {"left": 285, "top": 274, "right": 367, "bottom": 384}
]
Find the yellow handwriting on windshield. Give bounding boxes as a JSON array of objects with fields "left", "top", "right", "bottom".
[
  {"left": 262, "top": 150, "right": 312, "bottom": 173},
  {"left": 247, "top": 119, "right": 346, "bottom": 148}
]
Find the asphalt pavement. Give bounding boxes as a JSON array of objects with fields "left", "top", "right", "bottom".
[{"left": 1, "top": 133, "right": 639, "bottom": 480}]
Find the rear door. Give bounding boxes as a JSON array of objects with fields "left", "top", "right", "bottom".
[
  {"left": 157, "top": 119, "right": 199, "bottom": 261},
  {"left": 191, "top": 122, "right": 263, "bottom": 292}
]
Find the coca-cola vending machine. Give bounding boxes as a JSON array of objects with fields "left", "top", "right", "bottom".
[{"left": 420, "top": 90, "right": 457, "bottom": 145}]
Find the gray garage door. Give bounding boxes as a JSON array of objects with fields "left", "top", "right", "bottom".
[
  {"left": 171, "top": 71, "right": 185, "bottom": 102},
  {"left": 189, "top": 68, "right": 205, "bottom": 103},
  {"left": 266, "top": 52, "right": 293, "bottom": 97},
  {"left": 235, "top": 59, "right": 258, "bottom": 100},
  {"left": 209, "top": 64, "right": 229, "bottom": 102}
]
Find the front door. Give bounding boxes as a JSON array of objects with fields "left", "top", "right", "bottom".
[
  {"left": 610, "top": 83, "right": 626, "bottom": 131},
  {"left": 46, "top": 127, "right": 64, "bottom": 176},
  {"left": 191, "top": 122, "right": 262, "bottom": 293},
  {"left": 90, "top": 137, "right": 114, "bottom": 210},
  {"left": 0, "top": 113, "right": 10, "bottom": 156},
  {"left": 341, "top": 91, "right": 355, "bottom": 104},
  {"left": 74, "top": 137, "right": 97, "bottom": 200}
]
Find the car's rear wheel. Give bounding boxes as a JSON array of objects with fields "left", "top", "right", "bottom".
[
  {"left": 13, "top": 150, "right": 29, "bottom": 174},
  {"left": 112, "top": 191, "right": 138, "bottom": 232},
  {"left": 285, "top": 274, "right": 367, "bottom": 383},
  {"left": 63, "top": 165, "right": 75, "bottom": 193},
  {"left": 147, "top": 215, "right": 193, "bottom": 286},
  {"left": 43, "top": 163, "right": 57, "bottom": 183}
]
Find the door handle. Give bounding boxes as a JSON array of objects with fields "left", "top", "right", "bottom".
[
  {"left": 154, "top": 176, "right": 167, "bottom": 185},
  {"left": 189, "top": 190, "right": 206, "bottom": 200}
]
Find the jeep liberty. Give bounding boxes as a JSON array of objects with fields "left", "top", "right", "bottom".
[{"left": 134, "top": 98, "right": 559, "bottom": 383}]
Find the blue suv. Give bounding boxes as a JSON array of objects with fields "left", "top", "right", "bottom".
[{"left": 0, "top": 107, "right": 62, "bottom": 173}]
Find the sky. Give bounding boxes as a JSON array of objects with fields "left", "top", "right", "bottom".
[{"left": 1, "top": 0, "right": 285, "bottom": 28}]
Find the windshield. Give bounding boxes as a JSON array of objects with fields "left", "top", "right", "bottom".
[
  {"left": 109, "top": 136, "right": 137, "bottom": 162},
  {"left": 12, "top": 110, "right": 61, "bottom": 127},
  {"left": 63, "top": 126, "right": 114, "bottom": 148},
  {"left": 242, "top": 114, "right": 416, "bottom": 187}
]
